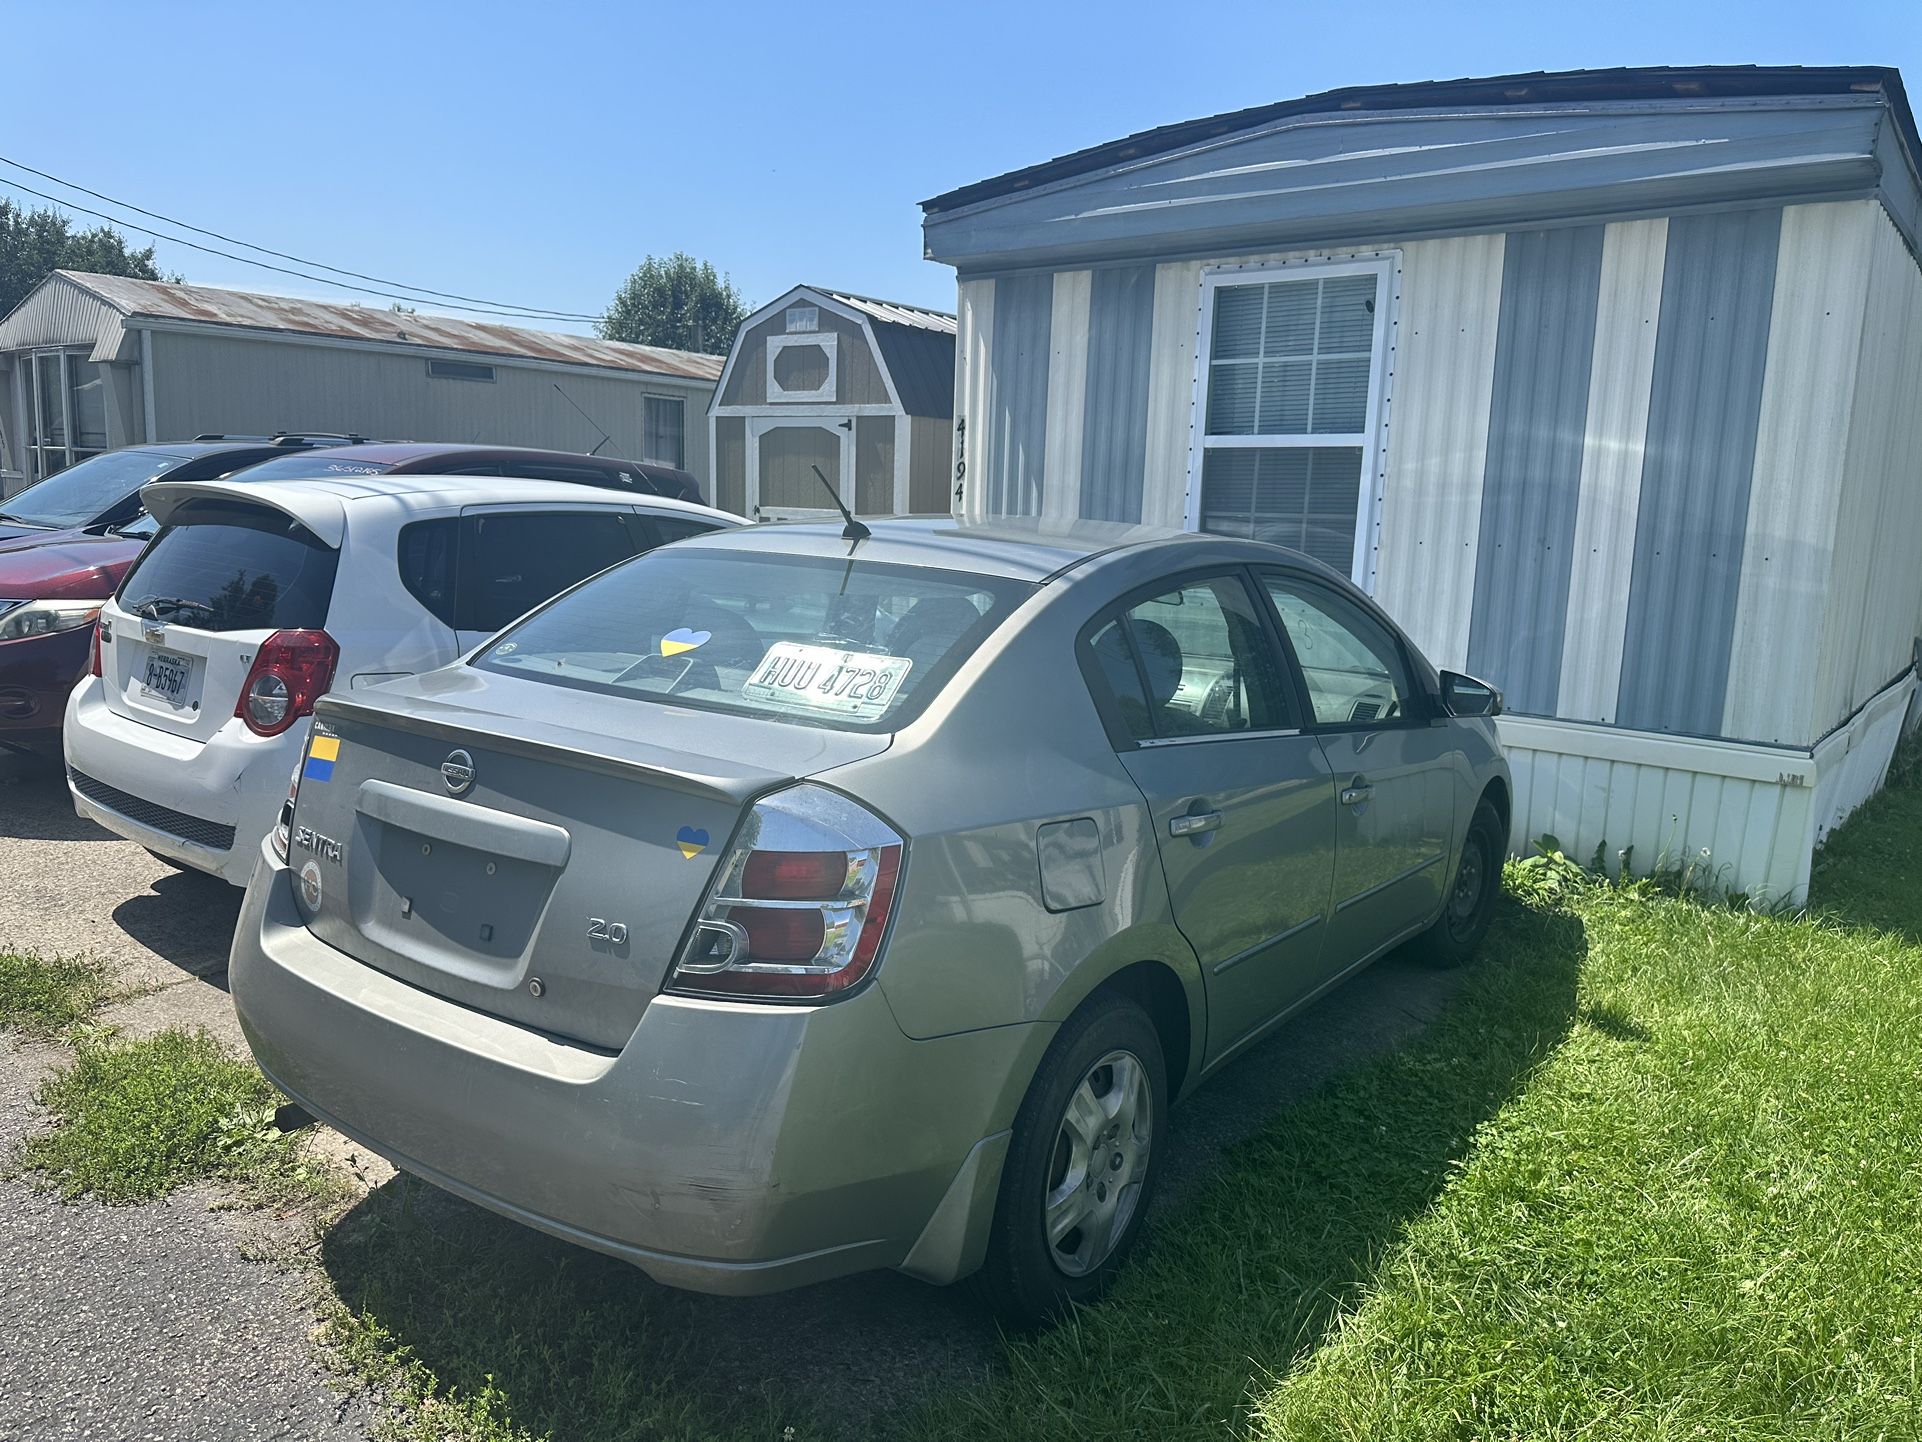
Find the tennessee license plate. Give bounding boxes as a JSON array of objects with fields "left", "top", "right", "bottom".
[{"left": 141, "top": 649, "right": 193, "bottom": 705}]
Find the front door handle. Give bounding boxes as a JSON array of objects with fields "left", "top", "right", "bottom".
[
  {"left": 1168, "top": 811, "right": 1222, "bottom": 837},
  {"left": 1340, "top": 783, "right": 1373, "bottom": 806}
]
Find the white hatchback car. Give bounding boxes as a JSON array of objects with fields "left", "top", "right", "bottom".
[{"left": 65, "top": 474, "right": 734, "bottom": 883}]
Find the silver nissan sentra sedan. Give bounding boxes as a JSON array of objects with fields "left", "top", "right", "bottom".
[{"left": 229, "top": 517, "right": 1509, "bottom": 1325}]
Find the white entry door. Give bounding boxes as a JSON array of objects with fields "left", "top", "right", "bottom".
[{"left": 748, "top": 415, "right": 856, "bottom": 520}]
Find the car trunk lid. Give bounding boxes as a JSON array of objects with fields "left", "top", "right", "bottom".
[{"left": 287, "top": 670, "right": 889, "bottom": 1050}]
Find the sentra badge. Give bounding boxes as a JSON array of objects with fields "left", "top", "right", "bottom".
[{"left": 294, "top": 825, "right": 342, "bottom": 865}]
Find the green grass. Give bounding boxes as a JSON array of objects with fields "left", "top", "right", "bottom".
[
  {"left": 0, "top": 949, "right": 113, "bottom": 1036},
  {"left": 890, "top": 777, "right": 1922, "bottom": 1441},
  {"left": 20, "top": 1026, "right": 342, "bottom": 1205}
]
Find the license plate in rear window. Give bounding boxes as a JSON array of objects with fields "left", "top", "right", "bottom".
[
  {"left": 742, "top": 642, "right": 914, "bottom": 721},
  {"left": 140, "top": 649, "right": 194, "bottom": 705}
]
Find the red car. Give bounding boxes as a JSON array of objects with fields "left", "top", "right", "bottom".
[{"left": 0, "top": 442, "right": 711, "bottom": 758}]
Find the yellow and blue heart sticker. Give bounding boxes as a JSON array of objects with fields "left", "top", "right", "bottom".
[
  {"left": 303, "top": 733, "right": 340, "bottom": 783},
  {"left": 661, "top": 628, "right": 710, "bottom": 658},
  {"left": 675, "top": 826, "right": 709, "bottom": 860}
]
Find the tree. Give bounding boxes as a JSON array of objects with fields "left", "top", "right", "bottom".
[
  {"left": 598, "top": 252, "right": 746, "bottom": 354},
  {"left": 0, "top": 198, "right": 170, "bottom": 320}
]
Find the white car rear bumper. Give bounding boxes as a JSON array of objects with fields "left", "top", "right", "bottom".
[{"left": 63, "top": 677, "right": 303, "bottom": 887}]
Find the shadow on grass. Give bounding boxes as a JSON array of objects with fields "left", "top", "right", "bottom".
[
  {"left": 316, "top": 900, "right": 1586, "bottom": 1441},
  {"left": 1806, "top": 752, "right": 1922, "bottom": 947}
]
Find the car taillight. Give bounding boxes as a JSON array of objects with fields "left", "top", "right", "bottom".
[
  {"left": 89, "top": 620, "right": 104, "bottom": 677},
  {"left": 270, "top": 761, "right": 302, "bottom": 864},
  {"left": 670, "top": 785, "right": 904, "bottom": 1002},
  {"left": 236, "top": 630, "right": 339, "bottom": 737}
]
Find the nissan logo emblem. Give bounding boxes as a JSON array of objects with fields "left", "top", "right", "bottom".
[{"left": 441, "top": 749, "right": 476, "bottom": 795}]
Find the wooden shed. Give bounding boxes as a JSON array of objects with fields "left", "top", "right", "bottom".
[{"left": 709, "top": 286, "right": 954, "bottom": 519}]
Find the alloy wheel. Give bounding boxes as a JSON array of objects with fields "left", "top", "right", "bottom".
[{"left": 1042, "top": 1048, "right": 1152, "bottom": 1277}]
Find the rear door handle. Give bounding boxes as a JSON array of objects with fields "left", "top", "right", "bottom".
[
  {"left": 1340, "top": 784, "right": 1373, "bottom": 806},
  {"left": 1168, "top": 811, "right": 1222, "bottom": 837}
]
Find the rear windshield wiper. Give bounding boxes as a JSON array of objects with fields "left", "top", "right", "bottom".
[{"left": 130, "top": 596, "right": 215, "bottom": 623}]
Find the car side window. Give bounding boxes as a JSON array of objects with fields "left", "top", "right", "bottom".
[
  {"left": 1086, "top": 575, "right": 1295, "bottom": 743},
  {"left": 456, "top": 510, "right": 640, "bottom": 634},
  {"left": 644, "top": 516, "right": 719, "bottom": 546},
  {"left": 396, "top": 517, "right": 458, "bottom": 628},
  {"left": 1260, "top": 572, "right": 1413, "bottom": 727}
]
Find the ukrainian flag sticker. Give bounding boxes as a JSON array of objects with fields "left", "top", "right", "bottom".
[{"left": 303, "top": 733, "right": 340, "bottom": 784}]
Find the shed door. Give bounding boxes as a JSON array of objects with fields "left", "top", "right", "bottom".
[{"left": 748, "top": 415, "right": 856, "bottom": 521}]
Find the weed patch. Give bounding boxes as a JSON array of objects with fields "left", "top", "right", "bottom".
[
  {"left": 0, "top": 950, "right": 112, "bottom": 1037},
  {"left": 21, "top": 1027, "right": 341, "bottom": 1206}
]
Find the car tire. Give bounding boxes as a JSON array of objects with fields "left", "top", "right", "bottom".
[
  {"left": 1419, "top": 797, "right": 1504, "bottom": 968},
  {"left": 975, "top": 990, "right": 1167, "bottom": 1329}
]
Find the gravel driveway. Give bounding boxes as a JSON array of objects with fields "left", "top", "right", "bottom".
[{"left": 0, "top": 751, "right": 1471, "bottom": 1437}]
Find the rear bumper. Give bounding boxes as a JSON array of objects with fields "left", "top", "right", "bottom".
[
  {"left": 0, "top": 626, "right": 91, "bottom": 754},
  {"left": 229, "top": 851, "right": 1044, "bottom": 1294},
  {"left": 63, "top": 678, "right": 300, "bottom": 885}
]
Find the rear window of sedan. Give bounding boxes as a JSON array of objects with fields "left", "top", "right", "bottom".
[{"left": 472, "top": 548, "right": 1032, "bottom": 730}]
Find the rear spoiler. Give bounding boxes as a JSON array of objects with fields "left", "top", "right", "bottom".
[
  {"left": 142, "top": 480, "right": 348, "bottom": 547},
  {"left": 314, "top": 693, "right": 791, "bottom": 806}
]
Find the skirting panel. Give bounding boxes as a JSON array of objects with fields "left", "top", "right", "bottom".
[{"left": 1496, "top": 669, "right": 1914, "bottom": 906}]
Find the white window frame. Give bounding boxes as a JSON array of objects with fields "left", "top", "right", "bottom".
[
  {"left": 642, "top": 393, "right": 686, "bottom": 469},
  {"left": 766, "top": 331, "right": 838, "bottom": 404},
  {"left": 1183, "top": 252, "right": 1400, "bottom": 592}
]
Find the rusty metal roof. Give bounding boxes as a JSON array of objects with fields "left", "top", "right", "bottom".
[{"left": 53, "top": 271, "right": 725, "bottom": 382}]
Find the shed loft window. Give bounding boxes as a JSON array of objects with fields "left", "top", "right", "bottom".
[
  {"left": 765, "top": 331, "right": 838, "bottom": 403},
  {"left": 427, "top": 359, "right": 496, "bottom": 382},
  {"left": 644, "top": 395, "right": 685, "bottom": 469},
  {"left": 1193, "top": 260, "right": 1391, "bottom": 581},
  {"left": 785, "top": 305, "right": 819, "bottom": 333}
]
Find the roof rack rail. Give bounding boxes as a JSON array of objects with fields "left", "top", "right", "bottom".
[{"left": 190, "top": 432, "right": 373, "bottom": 446}]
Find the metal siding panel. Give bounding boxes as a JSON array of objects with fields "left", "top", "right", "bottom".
[
  {"left": 1724, "top": 202, "right": 1876, "bottom": 745},
  {"left": 1466, "top": 225, "right": 1606, "bottom": 715},
  {"left": 1617, "top": 208, "right": 1782, "bottom": 736},
  {"left": 1078, "top": 265, "right": 1156, "bottom": 523},
  {"left": 954, "top": 279, "right": 995, "bottom": 521},
  {"left": 1841, "top": 214, "right": 1922, "bottom": 716},
  {"left": 1042, "top": 271, "right": 1091, "bottom": 523},
  {"left": 147, "top": 330, "right": 715, "bottom": 479},
  {"left": 0, "top": 274, "right": 125, "bottom": 353},
  {"left": 987, "top": 272, "right": 1052, "bottom": 516},
  {"left": 1373, "top": 234, "right": 1506, "bottom": 671},
  {"left": 1559, "top": 218, "right": 1668, "bottom": 723},
  {"left": 1144, "top": 260, "right": 1205, "bottom": 529}
]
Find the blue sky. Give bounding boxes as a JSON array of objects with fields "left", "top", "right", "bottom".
[{"left": 4, "top": 0, "right": 1916, "bottom": 337}]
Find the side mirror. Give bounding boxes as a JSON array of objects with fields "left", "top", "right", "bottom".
[{"left": 1439, "top": 670, "right": 1502, "bottom": 718}]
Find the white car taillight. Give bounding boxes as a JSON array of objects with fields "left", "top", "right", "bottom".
[
  {"left": 237, "top": 630, "right": 339, "bottom": 737},
  {"left": 669, "top": 784, "right": 904, "bottom": 1002}
]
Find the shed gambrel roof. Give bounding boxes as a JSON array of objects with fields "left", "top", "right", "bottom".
[
  {"left": 714, "top": 285, "right": 956, "bottom": 420},
  {"left": 0, "top": 271, "right": 724, "bottom": 383},
  {"left": 921, "top": 64, "right": 1922, "bottom": 272}
]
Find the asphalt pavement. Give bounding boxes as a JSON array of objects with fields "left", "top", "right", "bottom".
[{"left": 0, "top": 750, "right": 1471, "bottom": 1437}]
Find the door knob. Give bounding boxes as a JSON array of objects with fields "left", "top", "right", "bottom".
[{"left": 1169, "top": 811, "right": 1222, "bottom": 837}]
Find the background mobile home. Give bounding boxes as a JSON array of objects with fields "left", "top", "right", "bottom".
[
  {"left": 0, "top": 272, "right": 722, "bottom": 498},
  {"left": 922, "top": 65, "right": 1922, "bottom": 903}
]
